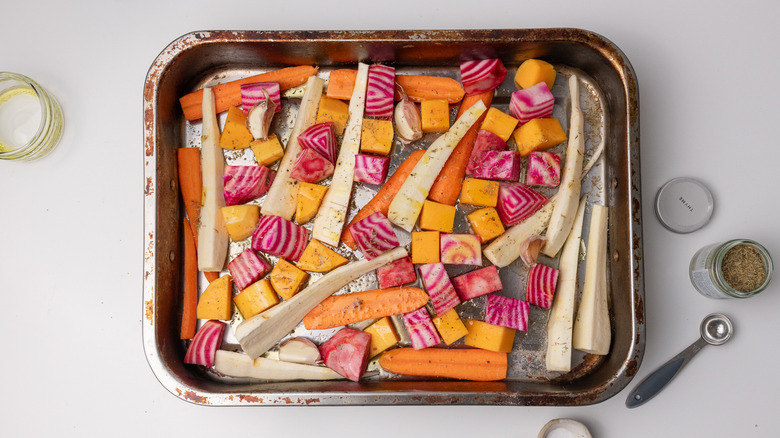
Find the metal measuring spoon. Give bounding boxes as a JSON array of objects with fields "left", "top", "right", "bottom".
[{"left": 626, "top": 313, "right": 733, "bottom": 408}]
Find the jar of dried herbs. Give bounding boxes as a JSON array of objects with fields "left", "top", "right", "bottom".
[{"left": 689, "top": 239, "right": 773, "bottom": 299}]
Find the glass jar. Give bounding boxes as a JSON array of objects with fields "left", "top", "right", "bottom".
[
  {"left": 689, "top": 239, "right": 773, "bottom": 299},
  {"left": 0, "top": 72, "right": 63, "bottom": 161}
]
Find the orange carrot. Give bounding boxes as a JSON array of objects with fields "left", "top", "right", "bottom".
[
  {"left": 394, "top": 75, "right": 465, "bottom": 104},
  {"left": 341, "top": 150, "right": 425, "bottom": 249},
  {"left": 378, "top": 347, "right": 507, "bottom": 381},
  {"left": 179, "top": 65, "right": 318, "bottom": 120},
  {"left": 204, "top": 271, "right": 220, "bottom": 283},
  {"left": 326, "top": 69, "right": 358, "bottom": 100},
  {"left": 303, "top": 287, "right": 429, "bottom": 330},
  {"left": 180, "top": 218, "right": 198, "bottom": 339},
  {"left": 427, "top": 90, "right": 494, "bottom": 205}
]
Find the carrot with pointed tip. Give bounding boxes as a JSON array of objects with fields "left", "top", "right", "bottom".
[
  {"left": 379, "top": 347, "right": 507, "bottom": 381},
  {"left": 180, "top": 218, "right": 198, "bottom": 339},
  {"left": 303, "top": 287, "right": 429, "bottom": 330},
  {"left": 179, "top": 65, "right": 318, "bottom": 120},
  {"left": 323, "top": 70, "right": 465, "bottom": 104},
  {"left": 428, "top": 90, "right": 494, "bottom": 205}
]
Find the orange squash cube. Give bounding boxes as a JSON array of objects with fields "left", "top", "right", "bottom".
[
  {"left": 512, "top": 118, "right": 567, "bottom": 156},
  {"left": 420, "top": 99, "right": 450, "bottom": 133}
]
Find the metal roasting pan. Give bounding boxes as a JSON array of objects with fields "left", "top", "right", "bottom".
[{"left": 143, "top": 28, "right": 643, "bottom": 406}]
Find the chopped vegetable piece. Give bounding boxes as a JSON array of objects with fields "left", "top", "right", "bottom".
[
  {"left": 184, "top": 320, "right": 226, "bottom": 367},
  {"left": 295, "top": 182, "right": 328, "bottom": 225},
  {"left": 514, "top": 59, "right": 556, "bottom": 90},
  {"left": 177, "top": 148, "right": 203, "bottom": 242},
  {"left": 393, "top": 89, "right": 423, "bottom": 144},
  {"left": 394, "top": 74, "right": 466, "bottom": 103},
  {"left": 376, "top": 256, "right": 417, "bottom": 289},
  {"left": 471, "top": 150, "right": 521, "bottom": 182},
  {"left": 509, "top": 82, "right": 554, "bottom": 125},
  {"left": 464, "top": 320, "right": 515, "bottom": 353},
  {"left": 196, "top": 275, "right": 233, "bottom": 320},
  {"left": 228, "top": 249, "right": 272, "bottom": 291},
  {"left": 467, "top": 207, "right": 505, "bottom": 243},
  {"left": 269, "top": 259, "right": 309, "bottom": 300},
  {"left": 361, "top": 118, "right": 394, "bottom": 155},
  {"left": 460, "top": 58, "right": 507, "bottom": 95},
  {"left": 379, "top": 347, "right": 507, "bottom": 381},
  {"left": 251, "top": 215, "right": 309, "bottom": 261},
  {"left": 420, "top": 99, "right": 450, "bottom": 133},
  {"left": 419, "top": 199, "right": 456, "bottom": 233},
  {"left": 432, "top": 309, "right": 469, "bottom": 345},
  {"left": 240, "top": 82, "right": 281, "bottom": 114},
  {"left": 364, "top": 317, "right": 400, "bottom": 357},
  {"left": 460, "top": 178, "right": 500, "bottom": 207},
  {"left": 526, "top": 263, "right": 559, "bottom": 308},
  {"left": 298, "top": 122, "right": 338, "bottom": 164},
  {"left": 526, "top": 151, "right": 561, "bottom": 187},
  {"left": 354, "top": 154, "right": 390, "bottom": 185},
  {"left": 519, "top": 235, "right": 546, "bottom": 267},
  {"left": 419, "top": 263, "right": 461, "bottom": 316},
  {"left": 181, "top": 218, "right": 198, "bottom": 340},
  {"left": 483, "top": 199, "right": 556, "bottom": 268},
  {"left": 466, "top": 129, "right": 508, "bottom": 176},
  {"left": 278, "top": 338, "right": 321, "bottom": 365},
  {"left": 246, "top": 94, "right": 276, "bottom": 140},
  {"left": 485, "top": 295, "right": 529, "bottom": 331},
  {"left": 303, "top": 286, "right": 428, "bottom": 330},
  {"left": 496, "top": 182, "right": 548, "bottom": 227},
  {"left": 296, "top": 239, "right": 348, "bottom": 273},
  {"left": 223, "top": 165, "right": 275, "bottom": 206},
  {"left": 326, "top": 69, "right": 359, "bottom": 101},
  {"left": 365, "top": 64, "right": 395, "bottom": 120},
  {"left": 250, "top": 134, "right": 285, "bottom": 166},
  {"left": 214, "top": 350, "right": 341, "bottom": 381},
  {"left": 411, "top": 231, "right": 440, "bottom": 264},
  {"left": 233, "top": 279, "right": 280, "bottom": 319},
  {"left": 219, "top": 106, "right": 254, "bottom": 150},
  {"left": 349, "top": 212, "right": 400, "bottom": 260},
  {"left": 316, "top": 96, "right": 350, "bottom": 135},
  {"left": 221, "top": 204, "right": 260, "bottom": 241},
  {"left": 451, "top": 265, "right": 502, "bottom": 301},
  {"left": 290, "top": 148, "right": 335, "bottom": 183},
  {"left": 402, "top": 307, "right": 442, "bottom": 350},
  {"left": 512, "top": 118, "right": 567, "bottom": 157},
  {"left": 440, "top": 234, "right": 482, "bottom": 266},
  {"left": 320, "top": 328, "right": 372, "bottom": 381},
  {"left": 479, "top": 107, "right": 518, "bottom": 142}
]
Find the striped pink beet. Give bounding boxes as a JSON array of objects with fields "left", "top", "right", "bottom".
[
  {"left": 349, "top": 212, "right": 400, "bottom": 260},
  {"left": 227, "top": 249, "right": 272, "bottom": 291},
  {"left": 509, "top": 82, "right": 554, "bottom": 124},
  {"left": 251, "top": 215, "right": 309, "bottom": 261},
  {"left": 377, "top": 256, "right": 417, "bottom": 289},
  {"left": 365, "top": 64, "right": 395, "bottom": 120},
  {"left": 526, "top": 151, "right": 561, "bottom": 187},
  {"left": 496, "top": 183, "right": 548, "bottom": 226},
  {"left": 223, "top": 165, "right": 276, "bottom": 206},
  {"left": 298, "top": 122, "right": 338, "bottom": 164},
  {"left": 451, "top": 265, "right": 503, "bottom": 301},
  {"left": 319, "top": 328, "right": 371, "bottom": 381},
  {"left": 184, "top": 320, "right": 225, "bottom": 367},
  {"left": 471, "top": 150, "right": 521, "bottom": 182},
  {"left": 526, "top": 263, "right": 559, "bottom": 308},
  {"left": 240, "top": 82, "right": 282, "bottom": 114},
  {"left": 440, "top": 234, "right": 482, "bottom": 265},
  {"left": 419, "top": 263, "right": 461, "bottom": 316},
  {"left": 290, "top": 148, "right": 334, "bottom": 183},
  {"left": 460, "top": 58, "right": 507, "bottom": 95},
  {"left": 485, "top": 295, "right": 529, "bottom": 331},
  {"left": 354, "top": 154, "right": 390, "bottom": 185},
  {"left": 466, "top": 129, "right": 508, "bottom": 176},
  {"left": 402, "top": 308, "right": 442, "bottom": 350}
]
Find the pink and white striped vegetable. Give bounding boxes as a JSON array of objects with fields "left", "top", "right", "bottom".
[
  {"left": 184, "top": 320, "right": 226, "bottom": 367},
  {"left": 227, "top": 249, "right": 272, "bottom": 291},
  {"left": 451, "top": 265, "right": 503, "bottom": 301},
  {"left": 496, "top": 182, "right": 548, "bottom": 226},
  {"left": 526, "top": 263, "right": 559, "bottom": 308},
  {"left": 471, "top": 150, "right": 521, "bottom": 182},
  {"left": 485, "top": 295, "right": 529, "bottom": 331},
  {"left": 349, "top": 212, "right": 400, "bottom": 260},
  {"left": 440, "top": 234, "right": 482, "bottom": 265},
  {"left": 298, "top": 122, "right": 338, "bottom": 164},
  {"left": 365, "top": 64, "right": 395, "bottom": 120},
  {"left": 319, "top": 327, "right": 372, "bottom": 381},
  {"left": 223, "top": 165, "right": 276, "bottom": 206},
  {"left": 466, "top": 129, "right": 508, "bottom": 175},
  {"left": 509, "top": 82, "right": 554, "bottom": 124},
  {"left": 290, "top": 148, "right": 335, "bottom": 183},
  {"left": 376, "top": 256, "right": 417, "bottom": 289},
  {"left": 354, "top": 154, "right": 390, "bottom": 185},
  {"left": 240, "top": 82, "right": 281, "bottom": 114},
  {"left": 402, "top": 308, "right": 442, "bottom": 350},
  {"left": 526, "top": 152, "right": 561, "bottom": 187},
  {"left": 460, "top": 58, "right": 507, "bottom": 95},
  {"left": 251, "top": 215, "right": 309, "bottom": 261},
  {"left": 419, "top": 263, "right": 461, "bottom": 316}
]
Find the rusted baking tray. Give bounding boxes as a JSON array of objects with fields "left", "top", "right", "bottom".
[{"left": 143, "top": 29, "right": 643, "bottom": 406}]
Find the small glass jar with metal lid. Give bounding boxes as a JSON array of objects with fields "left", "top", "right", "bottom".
[{"left": 689, "top": 239, "right": 773, "bottom": 299}]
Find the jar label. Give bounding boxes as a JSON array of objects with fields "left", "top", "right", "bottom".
[{"left": 690, "top": 242, "right": 729, "bottom": 299}]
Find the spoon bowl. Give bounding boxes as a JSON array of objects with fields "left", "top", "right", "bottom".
[{"left": 701, "top": 313, "right": 733, "bottom": 346}]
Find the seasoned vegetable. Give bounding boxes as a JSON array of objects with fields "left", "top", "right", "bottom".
[
  {"left": 466, "top": 129, "right": 507, "bottom": 176},
  {"left": 180, "top": 218, "right": 198, "bottom": 340},
  {"left": 214, "top": 350, "right": 341, "bottom": 381},
  {"left": 353, "top": 154, "right": 390, "bottom": 185},
  {"left": 278, "top": 338, "right": 321, "bottom": 365},
  {"left": 296, "top": 239, "right": 348, "bottom": 273},
  {"left": 227, "top": 249, "right": 272, "bottom": 291},
  {"left": 419, "top": 263, "right": 461, "bottom": 316},
  {"left": 471, "top": 150, "right": 520, "bottom": 182},
  {"left": 303, "top": 286, "right": 428, "bottom": 330},
  {"left": 451, "top": 265, "right": 502, "bottom": 301},
  {"left": 509, "top": 82, "right": 554, "bottom": 124},
  {"left": 240, "top": 82, "right": 281, "bottom": 114},
  {"left": 223, "top": 165, "right": 275, "bottom": 206},
  {"left": 319, "top": 328, "right": 372, "bottom": 381},
  {"left": 460, "top": 58, "right": 507, "bottom": 95},
  {"left": 526, "top": 151, "right": 561, "bottom": 187},
  {"left": 376, "top": 256, "right": 417, "bottom": 289},
  {"left": 298, "top": 122, "right": 338, "bottom": 164},
  {"left": 526, "top": 263, "right": 559, "bottom": 309},
  {"left": 251, "top": 215, "right": 308, "bottom": 261},
  {"left": 379, "top": 347, "right": 507, "bottom": 381},
  {"left": 365, "top": 64, "right": 395, "bottom": 120},
  {"left": 402, "top": 307, "right": 442, "bottom": 350},
  {"left": 485, "top": 295, "right": 530, "bottom": 331},
  {"left": 349, "top": 212, "right": 399, "bottom": 260},
  {"left": 290, "top": 148, "right": 335, "bottom": 183},
  {"left": 440, "top": 234, "right": 482, "bottom": 265},
  {"left": 496, "top": 182, "right": 548, "bottom": 227},
  {"left": 184, "top": 320, "right": 226, "bottom": 367}
]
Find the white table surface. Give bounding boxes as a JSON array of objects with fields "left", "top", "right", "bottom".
[{"left": 3, "top": 1, "right": 779, "bottom": 436}]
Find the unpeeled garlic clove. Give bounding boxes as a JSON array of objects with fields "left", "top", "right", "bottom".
[
  {"left": 246, "top": 90, "right": 277, "bottom": 140},
  {"left": 520, "top": 235, "right": 546, "bottom": 267},
  {"left": 393, "top": 91, "right": 422, "bottom": 144},
  {"left": 278, "top": 337, "right": 321, "bottom": 365}
]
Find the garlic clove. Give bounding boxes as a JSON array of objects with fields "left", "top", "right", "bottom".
[
  {"left": 246, "top": 90, "right": 277, "bottom": 140},
  {"left": 520, "top": 235, "right": 546, "bottom": 267},
  {"left": 278, "top": 337, "right": 321, "bottom": 365},
  {"left": 394, "top": 98, "right": 422, "bottom": 144}
]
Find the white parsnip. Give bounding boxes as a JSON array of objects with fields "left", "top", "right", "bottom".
[
  {"left": 214, "top": 350, "right": 342, "bottom": 381},
  {"left": 236, "top": 246, "right": 408, "bottom": 359},
  {"left": 483, "top": 197, "right": 556, "bottom": 268},
  {"left": 261, "top": 76, "right": 324, "bottom": 220},
  {"left": 387, "top": 100, "right": 487, "bottom": 232},
  {"left": 573, "top": 204, "right": 611, "bottom": 355},
  {"left": 545, "top": 196, "right": 587, "bottom": 372},
  {"left": 197, "top": 87, "right": 229, "bottom": 271},
  {"left": 311, "top": 63, "right": 369, "bottom": 246},
  {"left": 542, "top": 75, "right": 585, "bottom": 258}
]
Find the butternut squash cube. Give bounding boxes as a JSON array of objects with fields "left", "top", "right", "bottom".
[
  {"left": 480, "top": 107, "right": 518, "bottom": 142},
  {"left": 269, "top": 259, "right": 309, "bottom": 300},
  {"left": 464, "top": 319, "right": 516, "bottom": 353},
  {"left": 296, "top": 239, "right": 348, "bottom": 273},
  {"left": 467, "top": 207, "right": 506, "bottom": 243},
  {"left": 460, "top": 178, "right": 499, "bottom": 207},
  {"left": 233, "top": 278, "right": 279, "bottom": 319},
  {"left": 420, "top": 99, "right": 450, "bottom": 133},
  {"left": 432, "top": 308, "right": 468, "bottom": 345},
  {"left": 316, "top": 96, "right": 349, "bottom": 135},
  {"left": 250, "top": 134, "right": 285, "bottom": 166},
  {"left": 221, "top": 204, "right": 260, "bottom": 241},
  {"left": 219, "top": 106, "right": 254, "bottom": 150},
  {"left": 419, "top": 200, "right": 456, "bottom": 233},
  {"left": 196, "top": 275, "right": 233, "bottom": 320},
  {"left": 360, "top": 118, "right": 394, "bottom": 156},
  {"left": 512, "top": 118, "right": 567, "bottom": 157},
  {"left": 514, "top": 59, "right": 556, "bottom": 90},
  {"left": 295, "top": 182, "right": 328, "bottom": 224},
  {"left": 411, "top": 231, "right": 440, "bottom": 264},
  {"left": 364, "top": 317, "right": 400, "bottom": 358}
]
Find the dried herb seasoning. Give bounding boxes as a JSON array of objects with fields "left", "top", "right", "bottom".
[{"left": 721, "top": 244, "right": 766, "bottom": 292}]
